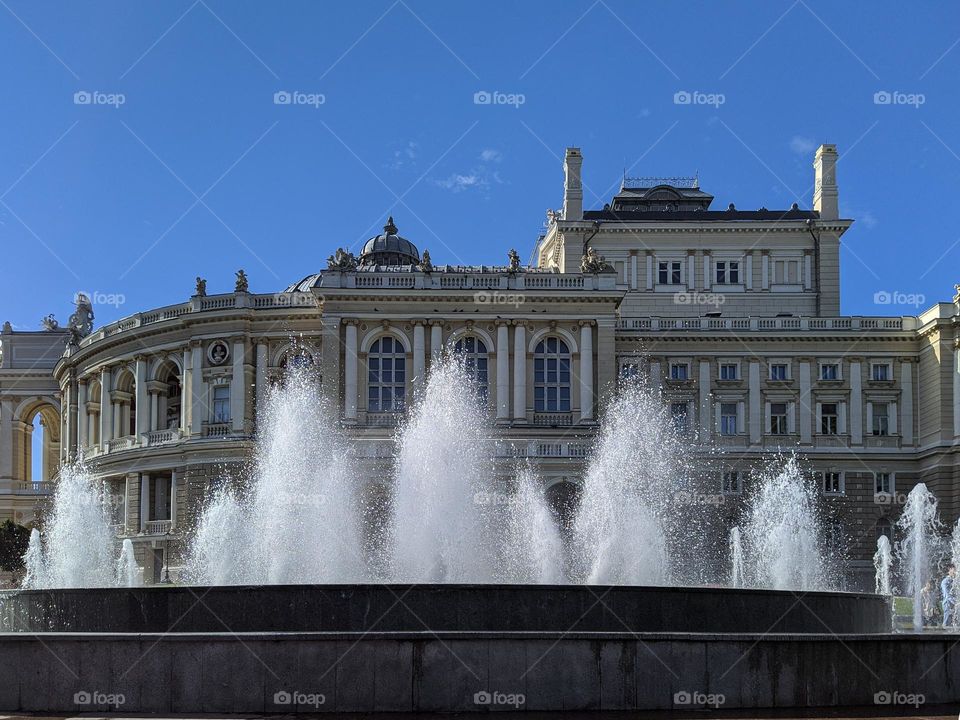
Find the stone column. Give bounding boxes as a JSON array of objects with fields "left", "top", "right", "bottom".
[
  {"left": 181, "top": 347, "right": 191, "bottom": 434},
  {"left": 135, "top": 356, "right": 149, "bottom": 439},
  {"left": 255, "top": 341, "right": 268, "bottom": 424},
  {"left": 698, "top": 359, "right": 710, "bottom": 441},
  {"left": 849, "top": 360, "right": 863, "bottom": 445},
  {"left": 344, "top": 321, "right": 358, "bottom": 422},
  {"left": 100, "top": 366, "right": 113, "bottom": 448},
  {"left": 798, "top": 360, "right": 812, "bottom": 444},
  {"left": 0, "top": 398, "right": 13, "bottom": 488},
  {"left": 140, "top": 473, "right": 150, "bottom": 531},
  {"left": 430, "top": 322, "right": 443, "bottom": 362},
  {"left": 630, "top": 252, "right": 638, "bottom": 291},
  {"left": 513, "top": 323, "right": 526, "bottom": 422},
  {"left": 413, "top": 322, "right": 426, "bottom": 388},
  {"left": 580, "top": 322, "right": 594, "bottom": 422},
  {"left": 496, "top": 322, "right": 510, "bottom": 422},
  {"left": 77, "top": 380, "right": 88, "bottom": 450},
  {"left": 231, "top": 338, "right": 245, "bottom": 433},
  {"left": 190, "top": 342, "right": 203, "bottom": 436},
  {"left": 901, "top": 359, "right": 914, "bottom": 445},
  {"left": 170, "top": 472, "right": 178, "bottom": 528},
  {"left": 149, "top": 391, "right": 159, "bottom": 432},
  {"left": 748, "top": 361, "right": 761, "bottom": 444}
]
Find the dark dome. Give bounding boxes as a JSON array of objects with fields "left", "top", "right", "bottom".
[{"left": 359, "top": 217, "right": 420, "bottom": 266}]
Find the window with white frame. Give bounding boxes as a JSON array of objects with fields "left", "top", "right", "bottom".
[
  {"left": 368, "top": 336, "right": 407, "bottom": 412},
  {"left": 874, "top": 471, "right": 893, "bottom": 495},
  {"left": 658, "top": 260, "right": 683, "bottom": 285},
  {"left": 720, "top": 403, "right": 738, "bottom": 435},
  {"left": 773, "top": 258, "right": 801, "bottom": 284},
  {"left": 534, "top": 337, "right": 571, "bottom": 412},
  {"left": 872, "top": 362, "right": 892, "bottom": 382},
  {"left": 212, "top": 386, "right": 230, "bottom": 423},
  {"left": 670, "top": 402, "right": 689, "bottom": 435},
  {"left": 820, "top": 403, "right": 839, "bottom": 435},
  {"left": 669, "top": 362, "right": 689, "bottom": 381},
  {"left": 770, "top": 402, "right": 788, "bottom": 435},
  {"left": 715, "top": 260, "right": 740, "bottom": 285},
  {"left": 721, "top": 471, "right": 743, "bottom": 494},
  {"left": 872, "top": 402, "right": 889, "bottom": 436},
  {"left": 820, "top": 362, "right": 840, "bottom": 381},
  {"left": 719, "top": 362, "right": 739, "bottom": 381},
  {"left": 769, "top": 363, "right": 789, "bottom": 381},
  {"left": 452, "top": 336, "right": 489, "bottom": 402},
  {"left": 819, "top": 471, "right": 843, "bottom": 495}
]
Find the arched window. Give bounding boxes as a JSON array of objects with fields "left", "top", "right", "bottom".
[
  {"left": 534, "top": 337, "right": 571, "bottom": 412},
  {"left": 368, "top": 336, "right": 406, "bottom": 412},
  {"left": 452, "top": 336, "right": 488, "bottom": 402}
]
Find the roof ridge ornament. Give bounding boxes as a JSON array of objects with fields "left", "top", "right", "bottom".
[{"left": 384, "top": 216, "right": 398, "bottom": 235}]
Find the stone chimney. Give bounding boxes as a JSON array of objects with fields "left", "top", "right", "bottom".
[
  {"left": 813, "top": 144, "right": 839, "bottom": 220},
  {"left": 563, "top": 147, "right": 583, "bottom": 221}
]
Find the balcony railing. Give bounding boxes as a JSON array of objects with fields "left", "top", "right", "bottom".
[
  {"left": 143, "top": 520, "right": 172, "bottom": 536},
  {"left": 815, "top": 435, "right": 850, "bottom": 448},
  {"left": 864, "top": 435, "right": 901, "bottom": 449},
  {"left": 202, "top": 423, "right": 231, "bottom": 437},
  {"left": 15, "top": 481, "right": 53, "bottom": 495},
  {"left": 107, "top": 436, "right": 136, "bottom": 452},
  {"left": 496, "top": 441, "right": 589, "bottom": 458},
  {"left": 532, "top": 413, "right": 574, "bottom": 427},
  {"left": 146, "top": 428, "right": 180, "bottom": 446},
  {"left": 365, "top": 412, "right": 403, "bottom": 427},
  {"left": 616, "top": 316, "right": 914, "bottom": 332}
]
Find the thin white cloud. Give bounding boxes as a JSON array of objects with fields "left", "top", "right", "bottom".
[
  {"left": 789, "top": 135, "right": 816, "bottom": 156},
  {"left": 479, "top": 148, "right": 502, "bottom": 162},
  {"left": 434, "top": 149, "right": 504, "bottom": 193}
]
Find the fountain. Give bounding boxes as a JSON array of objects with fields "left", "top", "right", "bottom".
[
  {"left": 895, "top": 482, "right": 942, "bottom": 631},
  {"left": 572, "top": 382, "right": 686, "bottom": 585},
  {"left": 0, "top": 367, "right": 908, "bottom": 713},
  {"left": 116, "top": 539, "right": 141, "bottom": 587},
  {"left": 729, "top": 526, "right": 745, "bottom": 588},
  {"left": 741, "top": 455, "right": 829, "bottom": 591},
  {"left": 874, "top": 535, "right": 893, "bottom": 595},
  {"left": 21, "top": 463, "right": 117, "bottom": 589},
  {"left": 390, "top": 359, "right": 496, "bottom": 582}
]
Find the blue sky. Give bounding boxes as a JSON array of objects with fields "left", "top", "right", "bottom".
[{"left": 1, "top": 0, "right": 958, "bottom": 328}]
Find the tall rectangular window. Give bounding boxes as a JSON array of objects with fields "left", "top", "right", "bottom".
[
  {"left": 722, "top": 471, "right": 743, "bottom": 494},
  {"left": 872, "top": 363, "right": 891, "bottom": 381},
  {"left": 820, "top": 403, "right": 838, "bottom": 435},
  {"left": 670, "top": 402, "right": 689, "bottom": 435},
  {"left": 770, "top": 402, "right": 788, "bottom": 435},
  {"left": 719, "top": 363, "right": 738, "bottom": 380},
  {"left": 820, "top": 363, "right": 839, "bottom": 381},
  {"left": 770, "top": 363, "right": 788, "bottom": 381},
  {"left": 873, "top": 403, "right": 889, "bottom": 436},
  {"left": 212, "top": 386, "right": 230, "bottom": 423},
  {"left": 720, "top": 403, "right": 738, "bottom": 435},
  {"left": 820, "top": 471, "right": 843, "bottom": 495},
  {"left": 670, "top": 363, "right": 689, "bottom": 381},
  {"left": 875, "top": 472, "right": 893, "bottom": 495}
]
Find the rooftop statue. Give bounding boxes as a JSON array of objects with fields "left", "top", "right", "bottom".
[
  {"left": 417, "top": 249, "right": 433, "bottom": 273},
  {"left": 41, "top": 314, "right": 60, "bottom": 331},
  {"left": 327, "top": 248, "right": 358, "bottom": 271},
  {"left": 235, "top": 269, "right": 249, "bottom": 293},
  {"left": 195, "top": 277, "right": 207, "bottom": 297},
  {"left": 580, "top": 246, "right": 613, "bottom": 274},
  {"left": 67, "top": 293, "right": 95, "bottom": 346},
  {"left": 508, "top": 248, "right": 523, "bottom": 273}
]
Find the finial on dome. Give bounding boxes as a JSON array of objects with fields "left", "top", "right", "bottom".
[{"left": 384, "top": 216, "right": 398, "bottom": 235}]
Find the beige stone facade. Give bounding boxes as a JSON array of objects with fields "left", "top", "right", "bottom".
[{"left": 0, "top": 143, "right": 957, "bottom": 587}]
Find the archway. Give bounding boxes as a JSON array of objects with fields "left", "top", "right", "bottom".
[{"left": 17, "top": 401, "right": 61, "bottom": 484}]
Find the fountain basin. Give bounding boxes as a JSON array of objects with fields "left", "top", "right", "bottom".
[{"left": 0, "top": 583, "right": 891, "bottom": 634}]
